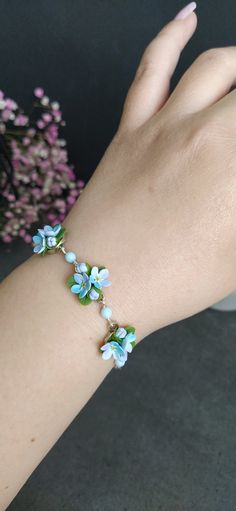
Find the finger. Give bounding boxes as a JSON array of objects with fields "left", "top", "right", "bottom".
[
  {"left": 165, "top": 46, "right": 236, "bottom": 116},
  {"left": 209, "top": 86, "right": 236, "bottom": 123},
  {"left": 119, "top": 5, "right": 197, "bottom": 133}
]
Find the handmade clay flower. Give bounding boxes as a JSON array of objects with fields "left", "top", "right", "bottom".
[
  {"left": 100, "top": 341, "right": 128, "bottom": 368},
  {"left": 71, "top": 273, "right": 91, "bottom": 298},
  {"left": 32, "top": 231, "right": 46, "bottom": 254},
  {"left": 90, "top": 266, "right": 111, "bottom": 289},
  {"left": 32, "top": 224, "right": 62, "bottom": 253},
  {"left": 122, "top": 332, "right": 136, "bottom": 353}
]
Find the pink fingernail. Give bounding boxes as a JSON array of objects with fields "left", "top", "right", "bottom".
[{"left": 175, "top": 1, "right": 197, "bottom": 20}]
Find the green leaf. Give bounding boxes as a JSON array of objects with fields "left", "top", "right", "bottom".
[
  {"left": 67, "top": 276, "right": 75, "bottom": 288},
  {"left": 125, "top": 325, "right": 135, "bottom": 334},
  {"left": 78, "top": 294, "right": 92, "bottom": 305},
  {"left": 41, "top": 248, "right": 48, "bottom": 256},
  {"left": 56, "top": 227, "right": 66, "bottom": 243},
  {"left": 110, "top": 333, "right": 123, "bottom": 344}
]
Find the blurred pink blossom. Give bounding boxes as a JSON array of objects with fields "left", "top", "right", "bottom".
[{"left": 0, "top": 88, "right": 84, "bottom": 245}]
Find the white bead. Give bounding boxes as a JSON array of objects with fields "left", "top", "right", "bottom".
[
  {"left": 101, "top": 306, "right": 112, "bottom": 320},
  {"left": 65, "top": 251, "right": 76, "bottom": 263}
]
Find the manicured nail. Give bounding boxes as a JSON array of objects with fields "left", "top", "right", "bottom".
[{"left": 175, "top": 2, "right": 197, "bottom": 20}]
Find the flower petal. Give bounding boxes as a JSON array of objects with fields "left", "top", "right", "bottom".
[
  {"left": 115, "top": 358, "right": 126, "bottom": 368},
  {"left": 32, "top": 235, "right": 42, "bottom": 244},
  {"left": 79, "top": 287, "right": 88, "bottom": 298},
  {"left": 33, "top": 245, "right": 42, "bottom": 253},
  {"left": 91, "top": 266, "right": 99, "bottom": 278},
  {"left": 99, "top": 268, "right": 109, "bottom": 280},
  {"left": 43, "top": 225, "right": 55, "bottom": 236},
  {"left": 101, "top": 343, "right": 112, "bottom": 360},
  {"left": 112, "top": 344, "right": 126, "bottom": 360},
  {"left": 89, "top": 289, "right": 99, "bottom": 300},
  {"left": 101, "top": 279, "right": 111, "bottom": 287},
  {"left": 100, "top": 344, "right": 110, "bottom": 351},
  {"left": 77, "top": 262, "right": 88, "bottom": 273},
  {"left": 71, "top": 284, "right": 81, "bottom": 294},
  {"left": 102, "top": 349, "right": 112, "bottom": 360},
  {"left": 116, "top": 327, "right": 127, "bottom": 339},
  {"left": 122, "top": 339, "right": 133, "bottom": 353},
  {"left": 125, "top": 332, "right": 136, "bottom": 343},
  {"left": 38, "top": 228, "right": 45, "bottom": 237},
  {"left": 74, "top": 273, "right": 83, "bottom": 284}
]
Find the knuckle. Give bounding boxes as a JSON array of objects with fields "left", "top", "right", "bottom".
[
  {"left": 197, "top": 47, "right": 230, "bottom": 67},
  {"left": 184, "top": 114, "right": 218, "bottom": 152}
]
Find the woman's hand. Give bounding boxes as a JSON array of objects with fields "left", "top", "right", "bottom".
[
  {"left": 65, "top": 6, "right": 236, "bottom": 339},
  {"left": 5, "top": 6, "right": 236, "bottom": 507}
]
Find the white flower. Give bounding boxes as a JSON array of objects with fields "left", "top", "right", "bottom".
[
  {"left": 51, "top": 101, "right": 60, "bottom": 110},
  {"left": 41, "top": 96, "right": 49, "bottom": 106}
]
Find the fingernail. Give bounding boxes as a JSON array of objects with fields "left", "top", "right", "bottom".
[{"left": 175, "top": 1, "right": 197, "bottom": 20}]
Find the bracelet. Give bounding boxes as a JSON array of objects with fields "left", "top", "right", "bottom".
[{"left": 32, "top": 223, "right": 136, "bottom": 369}]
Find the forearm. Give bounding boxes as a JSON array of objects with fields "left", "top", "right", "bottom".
[
  {"left": 0, "top": 196, "right": 119, "bottom": 508},
  {"left": 3, "top": 5, "right": 236, "bottom": 508}
]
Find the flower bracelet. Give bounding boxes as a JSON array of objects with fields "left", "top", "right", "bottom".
[{"left": 32, "top": 223, "right": 136, "bottom": 368}]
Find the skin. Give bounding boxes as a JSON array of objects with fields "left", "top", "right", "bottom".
[{"left": 1, "top": 8, "right": 236, "bottom": 509}]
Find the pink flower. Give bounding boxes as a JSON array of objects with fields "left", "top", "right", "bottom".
[
  {"left": 47, "top": 213, "right": 57, "bottom": 221},
  {"left": 4, "top": 211, "right": 13, "bottom": 218},
  {"left": 36, "top": 119, "right": 45, "bottom": 129},
  {"left": 0, "top": 86, "right": 85, "bottom": 246},
  {"left": 34, "top": 87, "right": 44, "bottom": 98},
  {"left": 2, "top": 109, "right": 12, "bottom": 121},
  {"left": 23, "top": 234, "right": 32, "bottom": 243},
  {"left": 45, "top": 124, "right": 58, "bottom": 145},
  {"left": 42, "top": 113, "right": 52, "bottom": 123},
  {"left": 67, "top": 196, "right": 76, "bottom": 205},
  {"left": 5, "top": 98, "right": 17, "bottom": 110},
  {"left": 14, "top": 114, "right": 28, "bottom": 126}
]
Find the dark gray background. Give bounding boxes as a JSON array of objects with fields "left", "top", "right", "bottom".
[{"left": 2, "top": 1, "right": 236, "bottom": 510}]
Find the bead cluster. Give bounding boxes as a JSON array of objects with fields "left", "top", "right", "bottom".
[{"left": 32, "top": 223, "right": 136, "bottom": 368}]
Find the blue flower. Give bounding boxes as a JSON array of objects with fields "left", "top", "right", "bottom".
[
  {"left": 100, "top": 341, "right": 128, "bottom": 368},
  {"left": 71, "top": 272, "right": 91, "bottom": 298},
  {"left": 32, "top": 224, "right": 62, "bottom": 254},
  {"left": 90, "top": 266, "right": 111, "bottom": 289},
  {"left": 122, "top": 332, "right": 136, "bottom": 353}
]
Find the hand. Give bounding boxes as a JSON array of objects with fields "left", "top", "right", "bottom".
[{"left": 65, "top": 8, "right": 236, "bottom": 340}]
